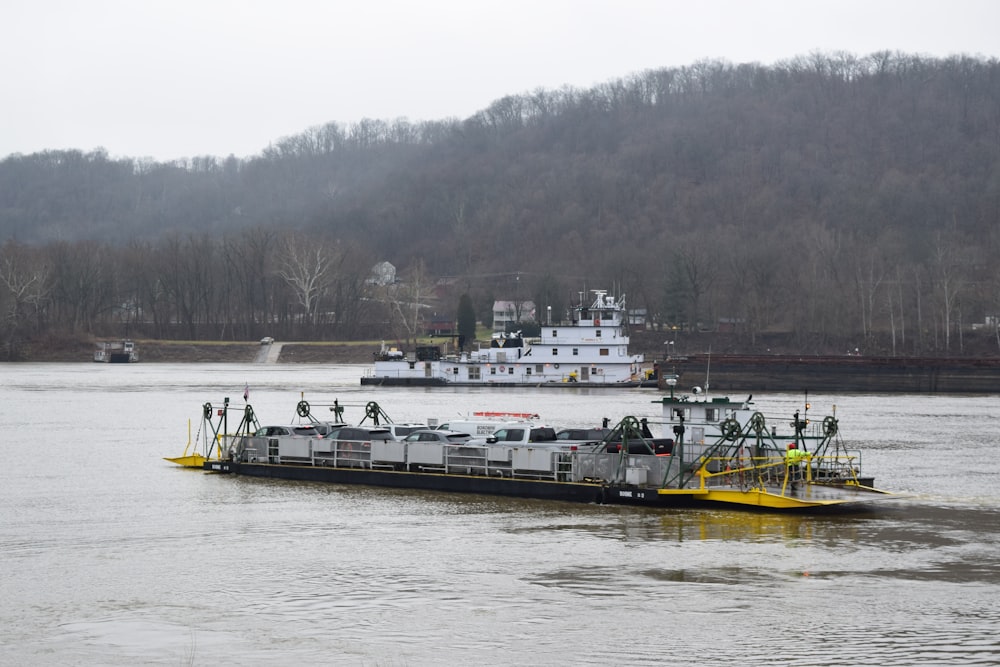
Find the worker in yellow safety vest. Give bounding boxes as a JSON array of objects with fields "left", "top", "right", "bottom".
[{"left": 785, "top": 443, "right": 807, "bottom": 465}]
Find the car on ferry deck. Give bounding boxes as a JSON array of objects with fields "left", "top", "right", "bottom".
[
  {"left": 383, "top": 422, "right": 429, "bottom": 439},
  {"left": 328, "top": 426, "right": 394, "bottom": 445},
  {"left": 310, "top": 422, "right": 348, "bottom": 437},
  {"left": 402, "top": 429, "right": 473, "bottom": 445},
  {"left": 556, "top": 427, "right": 609, "bottom": 442},
  {"left": 255, "top": 424, "right": 322, "bottom": 438}
]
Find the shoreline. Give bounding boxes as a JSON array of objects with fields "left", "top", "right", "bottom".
[
  {"left": 11, "top": 339, "right": 380, "bottom": 364},
  {"left": 10, "top": 337, "right": 1000, "bottom": 393}
]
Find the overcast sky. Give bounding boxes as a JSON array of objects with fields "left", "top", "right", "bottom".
[{"left": 3, "top": 0, "right": 998, "bottom": 162}]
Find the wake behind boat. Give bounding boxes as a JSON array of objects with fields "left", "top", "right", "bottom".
[
  {"left": 169, "top": 389, "right": 894, "bottom": 512},
  {"left": 361, "top": 290, "right": 655, "bottom": 387}
]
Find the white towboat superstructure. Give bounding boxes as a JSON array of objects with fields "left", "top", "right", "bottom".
[{"left": 362, "top": 291, "right": 652, "bottom": 387}]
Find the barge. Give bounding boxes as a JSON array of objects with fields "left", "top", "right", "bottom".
[{"left": 172, "top": 391, "right": 892, "bottom": 511}]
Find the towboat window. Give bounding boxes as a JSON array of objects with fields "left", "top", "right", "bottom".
[
  {"left": 535, "top": 365, "right": 544, "bottom": 374},
  {"left": 595, "top": 330, "right": 602, "bottom": 338},
  {"left": 552, "top": 348, "right": 558, "bottom": 355},
  {"left": 552, "top": 330, "right": 557, "bottom": 337},
  {"left": 705, "top": 408, "right": 718, "bottom": 422},
  {"left": 508, "top": 366, "right": 514, "bottom": 375},
  {"left": 525, "top": 367, "right": 532, "bottom": 375},
  {"left": 490, "top": 366, "right": 497, "bottom": 375},
  {"left": 468, "top": 367, "right": 481, "bottom": 380},
  {"left": 572, "top": 348, "right": 578, "bottom": 355},
  {"left": 599, "top": 348, "right": 609, "bottom": 356}
]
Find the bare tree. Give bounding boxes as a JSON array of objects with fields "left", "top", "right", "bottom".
[
  {"left": 931, "top": 232, "right": 966, "bottom": 352},
  {"left": 0, "top": 241, "right": 50, "bottom": 358},
  {"left": 275, "top": 235, "right": 338, "bottom": 328},
  {"left": 384, "top": 259, "right": 430, "bottom": 346}
]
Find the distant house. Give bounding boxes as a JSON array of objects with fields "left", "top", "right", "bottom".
[
  {"left": 368, "top": 261, "right": 396, "bottom": 286},
  {"left": 628, "top": 307, "right": 648, "bottom": 330},
  {"left": 425, "top": 314, "right": 456, "bottom": 336},
  {"left": 493, "top": 300, "right": 536, "bottom": 332},
  {"left": 716, "top": 317, "right": 744, "bottom": 333}
]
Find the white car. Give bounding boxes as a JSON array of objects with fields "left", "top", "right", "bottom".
[
  {"left": 381, "top": 422, "right": 429, "bottom": 439},
  {"left": 260, "top": 336, "right": 275, "bottom": 345}
]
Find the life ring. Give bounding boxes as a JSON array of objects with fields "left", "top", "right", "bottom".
[
  {"left": 554, "top": 363, "right": 560, "bottom": 369},
  {"left": 594, "top": 319, "right": 600, "bottom": 326},
  {"left": 499, "top": 365, "right": 505, "bottom": 373}
]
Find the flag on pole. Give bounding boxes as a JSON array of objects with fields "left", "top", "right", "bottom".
[{"left": 243, "top": 383, "right": 249, "bottom": 401}]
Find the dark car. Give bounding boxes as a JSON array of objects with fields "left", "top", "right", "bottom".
[
  {"left": 556, "top": 428, "right": 608, "bottom": 441},
  {"left": 403, "top": 429, "right": 472, "bottom": 444},
  {"left": 310, "top": 422, "right": 348, "bottom": 437}
]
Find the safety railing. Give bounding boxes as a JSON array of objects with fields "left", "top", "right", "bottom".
[{"left": 692, "top": 453, "right": 866, "bottom": 494}]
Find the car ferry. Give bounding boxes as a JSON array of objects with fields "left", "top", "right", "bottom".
[
  {"left": 169, "top": 391, "right": 893, "bottom": 512},
  {"left": 362, "top": 290, "right": 654, "bottom": 387}
]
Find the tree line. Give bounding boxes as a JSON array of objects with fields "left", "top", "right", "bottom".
[{"left": 1, "top": 51, "right": 999, "bottom": 358}]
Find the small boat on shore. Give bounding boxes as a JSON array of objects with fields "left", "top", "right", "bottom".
[
  {"left": 94, "top": 339, "right": 138, "bottom": 363},
  {"left": 172, "top": 389, "right": 893, "bottom": 511},
  {"left": 361, "top": 290, "right": 656, "bottom": 387}
]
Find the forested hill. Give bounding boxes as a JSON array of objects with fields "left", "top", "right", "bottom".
[
  {"left": 2, "top": 52, "right": 999, "bottom": 357},
  {"left": 3, "top": 53, "right": 997, "bottom": 266}
]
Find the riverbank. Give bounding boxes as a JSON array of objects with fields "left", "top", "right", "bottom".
[
  {"left": 10, "top": 334, "right": 1000, "bottom": 395},
  {"left": 11, "top": 335, "right": 379, "bottom": 363}
]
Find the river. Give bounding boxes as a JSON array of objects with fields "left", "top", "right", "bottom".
[{"left": 1, "top": 363, "right": 999, "bottom": 665}]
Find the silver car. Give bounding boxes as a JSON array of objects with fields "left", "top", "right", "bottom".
[
  {"left": 403, "top": 429, "right": 472, "bottom": 444},
  {"left": 254, "top": 425, "right": 322, "bottom": 437}
]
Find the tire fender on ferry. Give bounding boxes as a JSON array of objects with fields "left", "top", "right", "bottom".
[{"left": 554, "top": 363, "right": 560, "bottom": 369}]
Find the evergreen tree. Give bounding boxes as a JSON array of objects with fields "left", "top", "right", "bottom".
[{"left": 456, "top": 293, "right": 476, "bottom": 351}]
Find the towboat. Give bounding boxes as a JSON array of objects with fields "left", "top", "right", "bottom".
[
  {"left": 171, "top": 390, "right": 893, "bottom": 511},
  {"left": 361, "top": 290, "right": 655, "bottom": 387}
]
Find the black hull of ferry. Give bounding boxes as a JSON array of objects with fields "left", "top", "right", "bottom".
[{"left": 202, "top": 460, "right": 717, "bottom": 508}]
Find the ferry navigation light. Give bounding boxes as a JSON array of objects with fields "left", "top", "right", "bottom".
[{"left": 665, "top": 376, "right": 677, "bottom": 399}]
